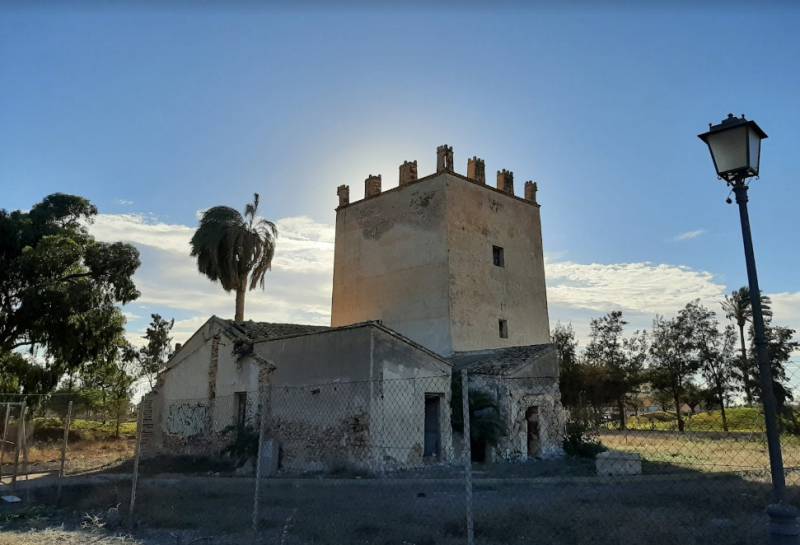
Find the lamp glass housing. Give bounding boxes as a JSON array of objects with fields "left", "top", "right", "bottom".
[{"left": 698, "top": 115, "right": 767, "bottom": 182}]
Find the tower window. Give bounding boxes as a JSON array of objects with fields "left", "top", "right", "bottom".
[
  {"left": 492, "top": 245, "right": 505, "bottom": 267},
  {"left": 499, "top": 319, "right": 508, "bottom": 339}
]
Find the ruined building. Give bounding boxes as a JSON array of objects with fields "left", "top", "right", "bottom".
[
  {"left": 144, "top": 145, "right": 563, "bottom": 471},
  {"left": 332, "top": 145, "right": 563, "bottom": 460}
]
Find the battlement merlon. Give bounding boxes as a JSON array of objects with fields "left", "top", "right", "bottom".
[
  {"left": 364, "top": 174, "right": 382, "bottom": 198},
  {"left": 399, "top": 161, "right": 418, "bottom": 186},
  {"left": 467, "top": 156, "right": 486, "bottom": 184},
  {"left": 436, "top": 144, "right": 454, "bottom": 173},
  {"left": 497, "top": 169, "right": 514, "bottom": 195},
  {"left": 524, "top": 181, "right": 538, "bottom": 204},
  {"left": 337, "top": 185, "right": 350, "bottom": 208}
]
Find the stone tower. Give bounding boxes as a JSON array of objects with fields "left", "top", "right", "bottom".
[{"left": 331, "top": 146, "right": 550, "bottom": 356}]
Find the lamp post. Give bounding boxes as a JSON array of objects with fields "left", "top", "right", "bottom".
[{"left": 699, "top": 114, "right": 798, "bottom": 544}]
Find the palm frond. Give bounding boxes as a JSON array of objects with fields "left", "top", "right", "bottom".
[{"left": 190, "top": 197, "right": 279, "bottom": 309}]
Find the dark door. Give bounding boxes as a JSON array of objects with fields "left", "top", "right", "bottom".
[
  {"left": 424, "top": 395, "right": 441, "bottom": 458},
  {"left": 526, "top": 406, "right": 540, "bottom": 457},
  {"left": 235, "top": 392, "right": 248, "bottom": 431}
]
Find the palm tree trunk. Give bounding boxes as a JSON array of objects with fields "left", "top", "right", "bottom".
[
  {"left": 738, "top": 324, "right": 751, "bottom": 404},
  {"left": 617, "top": 397, "right": 626, "bottom": 430},
  {"left": 235, "top": 287, "right": 246, "bottom": 321}
]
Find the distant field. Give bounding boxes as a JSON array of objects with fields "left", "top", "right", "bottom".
[
  {"left": 599, "top": 430, "right": 800, "bottom": 475},
  {"left": 32, "top": 417, "right": 137, "bottom": 441},
  {"left": 626, "top": 407, "right": 767, "bottom": 433},
  {"left": 0, "top": 418, "right": 136, "bottom": 476}
]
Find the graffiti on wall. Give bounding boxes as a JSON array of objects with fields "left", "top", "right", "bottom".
[{"left": 166, "top": 401, "right": 210, "bottom": 436}]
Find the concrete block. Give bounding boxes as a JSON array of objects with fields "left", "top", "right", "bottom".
[
  {"left": 258, "top": 438, "right": 279, "bottom": 477},
  {"left": 595, "top": 450, "right": 641, "bottom": 476}
]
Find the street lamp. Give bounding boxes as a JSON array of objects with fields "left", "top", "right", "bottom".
[{"left": 699, "top": 114, "right": 798, "bottom": 544}]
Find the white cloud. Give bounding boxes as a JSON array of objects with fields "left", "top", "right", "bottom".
[
  {"left": 91, "top": 213, "right": 193, "bottom": 254},
  {"left": 91, "top": 212, "right": 799, "bottom": 355},
  {"left": 90, "top": 213, "right": 334, "bottom": 343},
  {"left": 673, "top": 229, "right": 706, "bottom": 241},
  {"left": 546, "top": 259, "right": 725, "bottom": 316},
  {"left": 116, "top": 199, "right": 134, "bottom": 206}
]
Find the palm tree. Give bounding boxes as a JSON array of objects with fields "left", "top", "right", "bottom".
[
  {"left": 190, "top": 194, "right": 277, "bottom": 321},
  {"left": 721, "top": 287, "right": 772, "bottom": 404}
]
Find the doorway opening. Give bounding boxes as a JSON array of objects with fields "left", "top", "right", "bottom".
[
  {"left": 235, "top": 391, "right": 248, "bottom": 432},
  {"left": 526, "top": 406, "right": 540, "bottom": 458},
  {"left": 423, "top": 394, "right": 442, "bottom": 459}
]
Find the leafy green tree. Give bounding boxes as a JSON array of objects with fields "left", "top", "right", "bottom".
[
  {"left": 583, "top": 311, "right": 643, "bottom": 429},
  {"left": 750, "top": 323, "right": 798, "bottom": 420},
  {"left": 683, "top": 381, "right": 706, "bottom": 417},
  {"left": 552, "top": 323, "right": 581, "bottom": 410},
  {"left": 721, "top": 287, "right": 772, "bottom": 404},
  {"left": 622, "top": 328, "right": 649, "bottom": 410},
  {"left": 0, "top": 194, "right": 140, "bottom": 393},
  {"left": 648, "top": 305, "right": 701, "bottom": 433},
  {"left": 190, "top": 194, "right": 277, "bottom": 321},
  {"left": 693, "top": 306, "right": 738, "bottom": 432},
  {"left": 139, "top": 313, "right": 174, "bottom": 389},
  {"left": 80, "top": 338, "right": 137, "bottom": 437}
]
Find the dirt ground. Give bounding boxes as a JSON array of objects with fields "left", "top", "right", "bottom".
[{"left": 0, "top": 468, "right": 790, "bottom": 545}]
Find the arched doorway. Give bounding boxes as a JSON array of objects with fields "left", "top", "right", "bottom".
[{"left": 526, "top": 406, "right": 540, "bottom": 458}]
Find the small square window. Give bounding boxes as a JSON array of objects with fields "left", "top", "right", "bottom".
[
  {"left": 492, "top": 245, "right": 505, "bottom": 267},
  {"left": 499, "top": 319, "right": 508, "bottom": 339}
]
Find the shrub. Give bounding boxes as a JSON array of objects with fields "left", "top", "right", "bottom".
[
  {"left": 563, "top": 421, "right": 606, "bottom": 458},
  {"left": 220, "top": 425, "right": 259, "bottom": 464},
  {"left": 450, "top": 372, "right": 505, "bottom": 447}
]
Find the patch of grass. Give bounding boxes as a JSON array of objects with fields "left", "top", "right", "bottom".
[
  {"left": 599, "top": 429, "right": 800, "bottom": 473},
  {"left": 33, "top": 417, "right": 137, "bottom": 442},
  {"left": 627, "top": 407, "right": 765, "bottom": 433}
]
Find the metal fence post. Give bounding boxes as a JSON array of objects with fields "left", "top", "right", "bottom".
[
  {"left": 11, "top": 402, "right": 26, "bottom": 487},
  {"left": 57, "top": 400, "right": 73, "bottom": 502},
  {"left": 461, "top": 371, "right": 474, "bottom": 545},
  {"left": 0, "top": 403, "right": 10, "bottom": 479},
  {"left": 128, "top": 404, "right": 143, "bottom": 528},
  {"left": 253, "top": 384, "right": 270, "bottom": 534}
]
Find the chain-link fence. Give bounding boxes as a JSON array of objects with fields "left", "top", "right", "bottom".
[
  {"left": 0, "top": 392, "right": 137, "bottom": 485},
  {"left": 5, "top": 366, "right": 800, "bottom": 544}
]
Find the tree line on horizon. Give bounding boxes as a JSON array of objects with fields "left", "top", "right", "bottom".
[{"left": 554, "top": 291, "right": 799, "bottom": 433}]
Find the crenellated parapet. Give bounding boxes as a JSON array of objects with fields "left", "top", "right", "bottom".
[{"left": 337, "top": 145, "right": 542, "bottom": 207}]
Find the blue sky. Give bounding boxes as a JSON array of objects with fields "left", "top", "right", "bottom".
[{"left": 2, "top": 2, "right": 799, "bottom": 354}]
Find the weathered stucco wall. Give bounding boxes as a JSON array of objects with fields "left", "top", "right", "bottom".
[
  {"left": 331, "top": 176, "right": 453, "bottom": 355},
  {"left": 155, "top": 322, "right": 454, "bottom": 471},
  {"left": 159, "top": 320, "right": 214, "bottom": 403},
  {"left": 446, "top": 175, "right": 550, "bottom": 351},
  {"left": 372, "top": 327, "right": 454, "bottom": 467},
  {"left": 331, "top": 172, "right": 550, "bottom": 356},
  {"left": 468, "top": 350, "right": 564, "bottom": 460},
  {"left": 257, "top": 326, "right": 374, "bottom": 385},
  {"left": 254, "top": 326, "right": 377, "bottom": 471}
]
